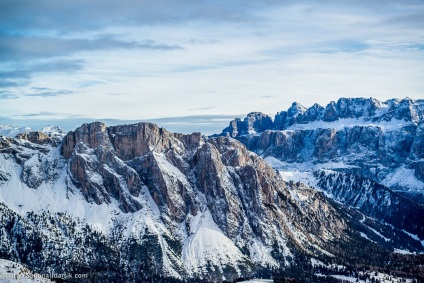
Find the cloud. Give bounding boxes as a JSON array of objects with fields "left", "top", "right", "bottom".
[
  {"left": 9, "top": 111, "right": 82, "bottom": 118},
  {"left": 0, "top": 0, "right": 268, "bottom": 32},
  {"left": 187, "top": 107, "right": 215, "bottom": 111},
  {"left": 78, "top": 79, "right": 119, "bottom": 88},
  {"left": 27, "top": 89, "right": 75, "bottom": 98},
  {"left": 0, "top": 59, "right": 84, "bottom": 80},
  {"left": 251, "top": 95, "right": 277, "bottom": 99},
  {"left": 0, "top": 33, "right": 183, "bottom": 89},
  {"left": 0, "top": 59, "right": 84, "bottom": 88},
  {"left": 31, "top": 87, "right": 50, "bottom": 91},
  {"left": 4, "top": 0, "right": 421, "bottom": 35},
  {"left": 0, "top": 33, "right": 182, "bottom": 61},
  {"left": 0, "top": 91, "right": 18, "bottom": 99},
  {"left": 382, "top": 12, "right": 424, "bottom": 28},
  {"left": 0, "top": 79, "right": 29, "bottom": 88}
]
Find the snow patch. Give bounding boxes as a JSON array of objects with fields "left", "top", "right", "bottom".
[
  {"left": 394, "top": 249, "right": 416, "bottom": 255},
  {"left": 182, "top": 210, "right": 248, "bottom": 276},
  {"left": 382, "top": 166, "right": 424, "bottom": 195},
  {"left": 285, "top": 117, "right": 411, "bottom": 132}
]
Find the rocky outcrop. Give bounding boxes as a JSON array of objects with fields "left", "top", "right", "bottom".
[
  {"left": 274, "top": 102, "right": 309, "bottom": 129},
  {"left": 16, "top": 131, "right": 51, "bottom": 145},
  {"left": 61, "top": 122, "right": 111, "bottom": 158},
  {"left": 221, "top": 112, "right": 273, "bottom": 138},
  {"left": 411, "top": 160, "right": 424, "bottom": 182}
]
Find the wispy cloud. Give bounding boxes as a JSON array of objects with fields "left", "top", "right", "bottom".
[
  {"left": 0, "top": 91, "right": 18, "bottom": 99},
  {"left": 0, "top": 59, "right": 85, "bottom": 79},
  {"left": 0, "top": 33, "right": 182, "bottom": 61},
  {"left": 0, "top": 59, "right": 84, "bottom": 88},
  {"left": 10, "top": 111, "right": 83, "bottom": 118},
  {"left": 382, "top": 12, "right": 424, "bottom": 28},
  {"left": 187, "top": 107, "right": 215, "bottom": 111},
  {"left": 0, "top": 79, "right": 29, "bottom": 88},
  {"left": 27, "top": 89, "right": 75, "bottom": 98}
]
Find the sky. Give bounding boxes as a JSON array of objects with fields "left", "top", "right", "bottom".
[{"left": 1, "top": 0, "right": 423, "bottom": 134}]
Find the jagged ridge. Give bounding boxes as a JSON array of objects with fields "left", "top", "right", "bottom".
[{"left": 220, "top": 97, "right": 424, "bottom": 137}]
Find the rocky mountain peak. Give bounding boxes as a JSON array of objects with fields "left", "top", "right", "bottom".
[
  {"left": 393, "top": 97, "right": 422, "bottom": 122},
  {"left": 323, "top": 101, "right": 339, "bottom": 121},
  {"left": 287, "top": 102, "right": 307, "bottom": 117},
  {"left": 60, "top": 122, "right": 205, "bottom": 213},
  {"left": 220, "top": 112, "right": 273, "bottom": 138}
]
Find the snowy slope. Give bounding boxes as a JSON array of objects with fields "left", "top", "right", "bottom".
[
  {"left": 181, "top": 210, "right": 249, "bottom": 278},
  {"left": 0, "top": 125, "right": 32, "bottom": 137},
  {"left": 280, "top": 167, "right": 424, "bottom": 253}
]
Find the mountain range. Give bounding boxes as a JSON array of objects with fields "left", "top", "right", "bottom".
[{"left": 0, "top": 97, "right": 423, "bottom": 282}]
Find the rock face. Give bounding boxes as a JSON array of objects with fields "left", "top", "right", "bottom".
[
  {"left": 61, "top": 122, "right": 350, "bottom": 252},
  {"left": 239, "top": 123, "right": 420, "bottom": 171},
  {"left": 221, "top": 112, "right": 273, "bottom": 137},
  {"left": 220, "top": 97, "right": 424, "bottom": 136},
  {"left": 219, "top": 97, "right": 424, "bottom": 203},
  {"left": 312, "top": 170, "right": 424, "bottom": 239},
  {"left": 16, "top": 131, "right": 51, "bottom": 145},
  {"left": 1, "top": 121, "right": 418, "bottom": 281}
]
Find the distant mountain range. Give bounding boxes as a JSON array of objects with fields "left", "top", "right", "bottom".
[{"left": 217, "top": 97, "right": 424, "bottom": 203}]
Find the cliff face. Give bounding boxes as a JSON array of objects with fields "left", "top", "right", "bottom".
[
  {"left": 60, "top": 122, "right": 352, "bottom": 253},
  {"left": 312, "top": 170, "right": 424, "bottom": 239},
  {"left": 239, "top": 123, "right": 422, "bottom": 182},
  {"left": 221, "top": 112, "right": 273, "bottom": 137}
]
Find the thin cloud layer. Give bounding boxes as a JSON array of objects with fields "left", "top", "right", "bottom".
[
  {"left": 0, "top": 0, "right": 268, "bottom": 31},
  {"left": 0, "top": 59, "right": 85, "bottom": 92}
]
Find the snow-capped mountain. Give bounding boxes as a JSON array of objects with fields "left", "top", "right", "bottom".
[
  {"left": 1, "top": 120, "right": 422, "bottom": 282},
  {"left": 0, "top": 124, "right": 65, "bottom": 139},
  {"left": 0, "top": 125, "right": 32, "bottom": 137},
  {"left": 218, "top": 97, "right": 424, "bottom": 204}
]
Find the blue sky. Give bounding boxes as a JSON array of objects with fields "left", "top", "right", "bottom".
[{"left": 1, "top": 0, "right": 423, "bottom": 133}]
